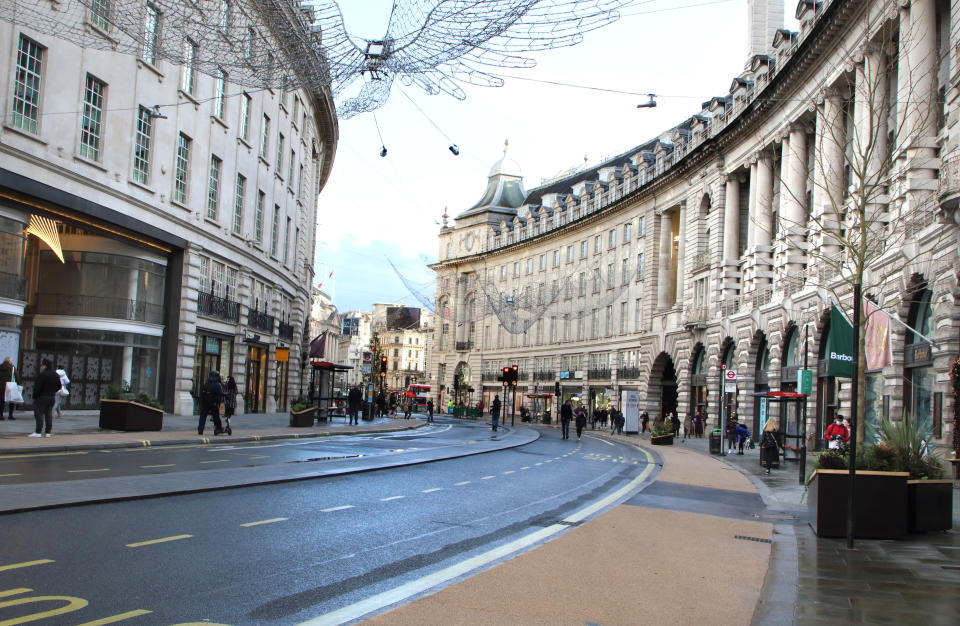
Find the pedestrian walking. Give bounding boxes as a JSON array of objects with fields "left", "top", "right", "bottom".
[
  {"left": 683, "top": 413, "right": 693, "bottom": 440},
  {"left": 426, "top": 398, "right": 434, "bottom": 422},
  {"left": 610, "top": 405, "right": 623, "bottom": 435},
  {"left": 347, "top": 385, "right": 362, "bottom": 425},
  {"left": 670, "top": 412, "right": 681, "bottom": 438},
  {"left": 726, "top": 417, "right": 739, "bottom": 454},
  {"left": 695, "top": 409, "right": 705, "bottom": 437},
  {"left": 198, "top": 370, "right": 226, "bottom": 436},
  {"left": 560, "top": 400, "right": 573, "bottom": 439},
  {"left": 575, "top": 405, "right": 587, "bottom": 440},
  {"left": 760, "top": 418, "right": 783, "bottom": 474},
  {"left": 52, "top": 364, "right": 70, "bottom": 418},
  {"left": 0, "top": 356, "right": 19, "bottom": 420},
  {"left": 640, "top": 410, "right": 649, "bottom": 433},
  {"left": 30, "top": 359, "right": 60, "bottom": 437},
  {"left": 824, "top": 414, "right": 849, "bottom": 449},
  {"left": 490, "top": 394, "right": 501, "bottom": 432},
  {"left": 222, "top": 375, "right": 238, "bottom": 434},
  {"left": 377, "top": 390, "right": 387, "bottom": 418}
]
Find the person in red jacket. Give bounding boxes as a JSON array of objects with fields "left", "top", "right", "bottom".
[{"left": 824, "top": 414, "right": 850, "bottom": 449}]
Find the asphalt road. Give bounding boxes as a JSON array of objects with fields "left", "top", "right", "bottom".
[
  {"left": 0, "top": 420, "right": 486, "bottom": 485},
  {"left": 0, "top": 427, "right": 653, "bottom": 625}
]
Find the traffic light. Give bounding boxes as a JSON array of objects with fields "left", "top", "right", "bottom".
[
  {"left": 380, "top": 355, "right": 387, "bottom": 377},
  {"left": 502, "top": 366, "right": 510, "bottom": 387},
  {"left": 510, "top": 364, "right": 519, "bottom": 386}
]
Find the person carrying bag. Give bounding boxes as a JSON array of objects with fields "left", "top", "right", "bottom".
[{"left": 1, "top": 357, "right": 22, "bottom": 419}]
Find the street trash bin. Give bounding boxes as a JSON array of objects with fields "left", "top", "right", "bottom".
[{"left": 709, "top": 428, "right": 722, "bottom": 455}]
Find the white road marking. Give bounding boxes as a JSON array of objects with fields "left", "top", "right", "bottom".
[
  {"left": 454, "top": 481, "right": 471, "bottom": 486},
  {"left": 520, "top": 466, "right": 531, "bottom": 470},
  {"left": 502, "top": 470, "right": 515, "bottom": 475},
  {"left": 241, "top": 518, "right": 287, "bottom": 527},
  {"left": 380, "top": 496, "right": 405, "bottom": 501},
  {"left": 584, "top": 435, "right": 616, "bottom": 446},
  {"left": 481, "top": 475, "right": 495, "bottom": 480},
  {"left": 302, "top": 446, "right": 657, "bottom": 625},
  {"left": 421, "top": 488, "right": 443, "bottom": 493},
  {"left": 322, "top": 505, "right": 355, "bottom": 513}
]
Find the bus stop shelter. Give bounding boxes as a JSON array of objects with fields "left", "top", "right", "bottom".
[{"left": 752, "top": 389, "right": 808, "bottom": 483}]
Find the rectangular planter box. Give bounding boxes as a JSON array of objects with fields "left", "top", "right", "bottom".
[
  {"left": 651, "top": 435, "right": 674, "bottom": 446},
  {"left": 808, "top": 469, "right": 909, "bottom": 539},
  {"left": 99, "top": 399, "right": 163, "bottom": 431},
  {"left": 289, "top": 408, "right": 316, "bottom": 427},
  {"left": 907, "top": 479, "right": 954, "bottom": 533}
]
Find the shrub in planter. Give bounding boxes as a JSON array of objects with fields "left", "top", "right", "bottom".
[
  {"left": 289, "top": 396, "right": 315, "bottom": 427},
  {"left": 651, "top": 420, "right": 674, "bottom": 445},
  {"left": 99, "top": 382, "right": 163, "bottom": 431}
]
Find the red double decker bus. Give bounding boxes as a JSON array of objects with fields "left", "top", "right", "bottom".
[{"left": 405, "top": 384, "right": 431, "bottom": 410}]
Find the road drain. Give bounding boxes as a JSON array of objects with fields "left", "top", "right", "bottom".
[{"left": 735, "top": 535, "right": 773, "bottom": 544}]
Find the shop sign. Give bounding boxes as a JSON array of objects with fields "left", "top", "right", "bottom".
[
  {"left": 724, "top": 382, "right": 737, "bottom": 393},
  {"left": 275, "top": 348, "right": 289, "bottom": 362},
  {"left": 826, "top": 305, "right": 854, "bottom": 378},
  {"left": 904, "top": 342, "right": 932, "bottom": 368},
  {"left": 797, "top": 369, "right": 813, "bottom": 395},
  {"left": 560, "top": 371, "right": 570, "bottom": 379}
]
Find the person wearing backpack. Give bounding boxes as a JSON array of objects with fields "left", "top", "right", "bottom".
[
  {"left": 759, "top": 418, "right": 783, "bottom": 474},
  {"left": 198, "top": 371, "right": 225, "bottom": 436}
]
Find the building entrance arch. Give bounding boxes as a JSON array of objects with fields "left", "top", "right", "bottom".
[
  {"left": 453, "top": 361, "right": 471, "bottom": 407},
  {"left": 648, "top": 352, "right": 678, "bottom": 420}
]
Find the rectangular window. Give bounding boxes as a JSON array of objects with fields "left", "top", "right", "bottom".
[
  {"left": 578, "top": 272, "right": 586, "bottom": 297},
  {"left": 624, "top": 222, "right": 632, "bottom": 242},
  {"left": 239, "top": 92, "right": 251, "bottom": 141},
  {"left": 622, "top": 258, "right": 629, "bottom": 285},
  {"left": 620, "top": 302, "right": 627, "bottom": 334},
  {"left": 567, "top": 245, "right": 574, "bottom": 263},
  {"left": 635, "top": 298, "right": 642, "bottom": 331},
  {"left": 218, "top": 0, "right": 231, "bottom": 33},
  {"left": 580, "top": 240, "right": 587, "bottom": 258},
  {"left": 553, "top": 250, "right": 560, "bottom": 267},
  {"left": 283, "top": 216, "right": 291, "bottom": 265},
  {"left": 207, "top": 155, "right": 222, "bottom": 219},
  {"left": 605, "top": 305, "right": 613, "bottom": 336},
  {"left": 500, "top": 266, "right": 506, "bottom": 280},
  {"left": 12, "top": 36, "right": 44, "bottom": 133},
  {"left": 79, "top": 74, "right": 105, "bottom": 162},
  {"left": 245, "top": 27, "right": 256, "bottom": 62},
  {"left": 637, "top": 252, "right": 644, "bottom": 279},
  {"left": 639, "top": 216, "right": 646, "bottom": 236},
  {"left": 181, "top": 38, "right": 197, "bottom": 94},
  {"left": 90, "top": 0, "right": 112, "bottom": 31},
  {"left": 276, "top": 133, "right": 284, "bottom": 172},
  {"left": 591, "top": 309, "right": 598, "bottom": 339},
  {"left": 260, "top": 114, "right": 270, "bottom": 158},
  {"left": 609, "top": 229, "right": 616, "bottom": 248},
  {"left": 132, "top": 106, "right": 153, "bottom": 184},
  {"left": 142, "top": 4, "right": 160, "bottom": 65},
  {"left": 288, "top": 148, "right": 295, "bottom": 183},
  {"left": 513, "top": 262, "right": 520, "bottom": 277},
  {"left": 199, "top": 256, "right": 210, "bottom": 293},
  {"left": 255, "top": 190, "right": 265, "bottom": 241},
  {"left": 213, "top": 68, "right": 227, "bottom": 119},
  {"left": 527, "top": 258, "right": 534, "bottom": 274},
  {"left": 270, "top": 204, "right": 280, "bottom": 256},
  {"left": 292, "top": 96, "right": 300, "bottom": 125},
  {"left": 173, "top": 133, "right": 191, "bottom": 204},
  {"left": 539, "top": 254, "right": 546, "bottom": 271},
  {"left": 233, "top": 174, "right": 245, "bottom": 234},
  {"left": 592, "top": 268, "right": 601, "bottom": 292},
  {"left": 595, "top": 234, "right": 602, "bottom": 254},
  {"left": 607, "top": 263, "right": 615, "bottom": 288}
]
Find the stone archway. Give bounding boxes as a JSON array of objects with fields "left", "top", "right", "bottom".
[
  {"left": 453, "top": 361, "right": 471, "bottom": 406},
  {"left": 648, "top": 351, "right": 678, "bottom": 420}
]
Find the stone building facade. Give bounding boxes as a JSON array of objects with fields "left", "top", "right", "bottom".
[
  {"left": 431, "top": 0, "right": 960, "bottom": 450},
  {"left": 0, "top": 2, "right": 337, "bottom": 415}
]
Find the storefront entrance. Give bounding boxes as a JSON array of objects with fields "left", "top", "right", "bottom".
[{"left": 245, "top": 344, "right": 268, "bottom": 413}]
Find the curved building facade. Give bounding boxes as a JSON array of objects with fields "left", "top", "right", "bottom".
[
  {"left": 0, "top": 2, "right": 337, "bottom": 414},
  {"left": 432, "top": 0, "right": 959, "bottom": 449}
]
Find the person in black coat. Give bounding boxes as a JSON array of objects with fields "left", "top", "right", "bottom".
[
  {"left": 198, "top": 371, "right": 225, "bottom": 436},
  {"left": 0, "top": 356, "right": 18, "bottom": 420},
  {"left": 490, "top": 395, "right": 501, "bottom": 432},
  {"left": 30, "top": 358, "right": 61, "bottom": 437},
  {"left": 574, "top": 405, "right": 587, "bottom": 440},
  {"left": 347, "top": 385, "right": 362, "bottom": 425},
  {"left": 560, "top": 400, "right": 573, "bottom": 439}
]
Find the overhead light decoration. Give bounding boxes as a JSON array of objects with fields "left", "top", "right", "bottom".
[{"left": 26, "top": 214, "right": 64, "bottom": 263}]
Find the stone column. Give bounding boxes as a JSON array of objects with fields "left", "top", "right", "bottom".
[
  {"left": 721, "top": 176, "right": 741, "bottom": 302},
  {"left": 676, "top": 202, "right": 687, "bottom": 308},
  {"left": 657, "top": 210, "right": 672, "bottom": 309},
  {"left": 902, "top": 0, "right": 938, "bottom": 146},
  {"left": 813, "top": 89, "right": 846, "bottom": 271},
  {"left": 755, "top": 153, "right": 774, "bottom": 248},
  {"left": 747, "top": 160, "right": 759, "bottom": 250},
  {"left": 858, "top": 45, "right": 890, "bottom": 230}
]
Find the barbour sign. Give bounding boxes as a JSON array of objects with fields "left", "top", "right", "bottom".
[{"left": 826, "top": 305, "right": 853, "bottom": 378}]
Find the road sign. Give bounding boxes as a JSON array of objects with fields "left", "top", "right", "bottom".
[
  {"left": 798, "top": 369, "right": 813, "bottom": 395},
  {"left": 724, "top": 369, "right": 737, "bottom": 381},
  {"left": 724, "top": 382, "right": 737, "bottom": 393}
]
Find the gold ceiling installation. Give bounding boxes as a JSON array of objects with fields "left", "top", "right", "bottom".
[{"left": 26, "top": 214, "right": 64, "bottom": 263}]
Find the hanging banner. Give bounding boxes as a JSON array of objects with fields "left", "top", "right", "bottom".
[
  {"left": 826, "top": 305, "right": 854, "bottom": 378},
  {"left": 864, "top": 300, "right": 892, "bottom": 370}
]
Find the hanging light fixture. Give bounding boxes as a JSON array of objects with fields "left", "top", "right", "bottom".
[{"left": 25, "top": 214, "right": 64, "bottom": 263}]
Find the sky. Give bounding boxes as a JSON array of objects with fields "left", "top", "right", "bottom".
[{"left": 315, "top": 0, "right": 798, "bottom": 314}]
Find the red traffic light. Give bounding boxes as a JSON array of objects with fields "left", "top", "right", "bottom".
[{"left": 511, "top": 364, "right": 518, "bottom": 386}]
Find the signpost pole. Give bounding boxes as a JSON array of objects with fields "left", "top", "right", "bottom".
[
  {"left": 800, "top": 323, "right": 809, "bottom": 485},
  {"left": 720, "top": 364, "right": 726, "bottom": 456}
]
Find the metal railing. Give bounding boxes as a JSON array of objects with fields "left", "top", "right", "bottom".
[
  {"left": 617, "top": 366, "right": 642, "bottom": 379},
  {"left": 277, "top": 321, "right": 294, "bottom": 341},
  {"left": 752, "top": 285, "right": 773, "bottom": 308},
  {"left": 587, "top": 368, "right": 611, "bottom": 380},
  {"left": 782, "top": 272, "right": 806, "bottom": 297},
  {"left": 247, "top": 309, "right": 275, "bottom": 333},
  {"left": 455, "top": 341, "right": 473, "bottom": 351},
  {"left": 534, "top": 370, "right": 556, "bottom": 381},
  {"left": 939, "top": 155, "right": 959, "bottom": 206},
  {"left": 35, "top": 292, "right": 165, "bottom": 324},
  {"left": 720, "top": 299, "right": 739, "bottom": 316},
  {"left": 198, "top": 291, "right": 240, "bottom": 322}
]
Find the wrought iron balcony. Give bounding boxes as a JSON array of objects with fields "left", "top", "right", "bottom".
[
  {"left": 683, "top": 306, "right": 708, "bottom": 329},
  {"left": 534, "top": 370, "right": 556, "bottom": 381},
  {"left": 0, "top": 272, "right": 27, "bottom": 301},
  {"left": 277, "top": 321, "right": 294, "bottom": 341},
  {"left": 198, "top": 291, "right": 240, "bottom": 322},
  {"left": 617, "top": 366, "right": 642, "bottom": 379},
  {"left": 247, "top": 308, "right": 275, "bottom": 333},
  {"left": 37, "top": 292, "right": 166, "bottom": 324},
  {"left": 587, "top": 368, "right": 611, "bottom": 380},
  {"left": 455, "top": 340, "right": 473, "bottom": 351},
  {"left": 939, "top": 154, "right": 959, "bottom": 212}
]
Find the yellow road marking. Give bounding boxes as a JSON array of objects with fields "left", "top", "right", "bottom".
[
  {"left": 240, "top": 518, "right": 288, "bottom": 527},
  {"left": 247, "top": 455, "right": 268, "bottom": 459},
  {"left": 140, "top": 441, "right": 151, "bottom": 447},
  {"left": 125, "top": 534, "right": 192, "bottom": 548},
  {"left": 0, "top": 473, "right": 22, "bottom": 477},
  {"left": 67, "top": 469, "right": 110, "bottom": 473},
  {"left": 0, "top": 593, "right": 89, "bottom": 622},
  {"left": 0, "top": 451, "right": 87, "bottom": 460},
  {"left": 0, "top": 588, "right": 32, "bottom": 597},
  {"left": 199, "top": 459, "right": 229, "bottom": 464},
  {"left": 76, "top": 609, "right": 153, "bottom": 625},
  {"left": 0, "top": 560, "right": 53, "bottom": 573},
  {"left": 140, "top": 464, "right": 174, "bottom": 468}
]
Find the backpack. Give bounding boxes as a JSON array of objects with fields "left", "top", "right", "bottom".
[{"left": 201, "top": 380, "right": 219, "bottom": 405}]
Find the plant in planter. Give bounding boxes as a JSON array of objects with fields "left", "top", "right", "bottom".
[
  {"left": 99, "top": 381, "right": 164, "bottom": 431},
  {"left": 807, "top": 414, "right": 950, "bottom": 537},
  {"left": 650, "top": 420, "right": 674, "bottom": 445},
  {"left": 289, "top": 396, "right": 316, "bottom": 427}
]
